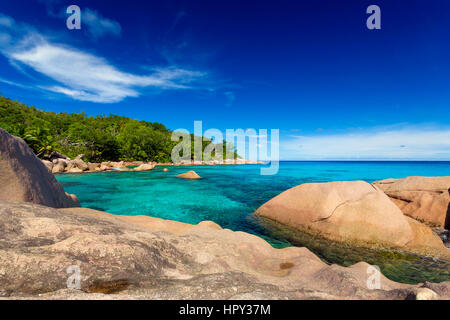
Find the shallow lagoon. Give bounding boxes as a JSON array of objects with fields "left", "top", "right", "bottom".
[{"left": 57, "top": 161, "right": 450, "bottom": 284}]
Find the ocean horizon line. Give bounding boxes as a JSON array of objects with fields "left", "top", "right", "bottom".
[{"left": 265, "top": 160, "right": 450, "bottom": 163}]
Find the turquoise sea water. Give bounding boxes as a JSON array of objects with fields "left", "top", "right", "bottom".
[{"left": 57, "top": 161, "right": 450, "bottom": 284}]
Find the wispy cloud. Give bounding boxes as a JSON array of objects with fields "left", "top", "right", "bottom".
[
  {"left": 0, "top": 76, "right": 36, "bottom": 90},
  {"left": 79, "top": 8, "right": 121, "bottom": 39},
  {"left": 0, "top": 13, "right": 207, "bottom": 103},
  {"left": 0, "top": 13, "right": 14, "bottom": 28},
  {"left": 281, "top": 125, "right": 450, "bottom": 160},
  {"left": 9, "top": 41, "right": 204, "bottom": 102},
  {"left": 38, "top": 1, "right": 121, "bottom": 39}
]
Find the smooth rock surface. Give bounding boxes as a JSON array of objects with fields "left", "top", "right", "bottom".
[
  {"left": 41, "top": 160, "right": 53, "bottom": 172},
  {"left": 66, "top": 159, "right": 88, "bottom": 172},
  {"left": 414, "top": 288, "right": 439, "bottom": 300},
  {"left": 2, "top": 201, "right": 447, "bottom": 300},
  {"left": 133, "top": 163, "right": 155, "bottom": 172},
  {"left": 176, "top": 170, "right": 201, "bottom": 180},
  {"left": 67, "top": 167, "right": 83, "bottom": 173},
  {"left": 87, "top": 162, "right": 100, "bottom": 171},
  {"left": 51, "top": 159, "right": 67, "bottom": 173},
  {"left": 255, "top": 181, "right": 449, "bottom": 257},
  {"left": 373, "top": 176, "right": 450, "bottom": 229},
  {"left": 0, "top": 128, "right": 79, "bottom": 208},
  {"left": 108, "top": 161, "right": 126, "bottom": 168}
]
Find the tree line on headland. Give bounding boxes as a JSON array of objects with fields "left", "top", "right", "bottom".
[{"left": 0, "top": 96, "right": 237, "bottom": 162}]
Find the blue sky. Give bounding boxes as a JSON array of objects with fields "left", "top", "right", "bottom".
[{"left": 0, "top": 0, "right": 450, "bottom": 160}]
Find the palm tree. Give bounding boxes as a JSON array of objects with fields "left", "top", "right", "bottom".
[{"left": 23, "top": 127, "right": 58, "bottom": 158}]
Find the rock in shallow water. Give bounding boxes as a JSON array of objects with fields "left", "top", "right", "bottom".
[
  {"left": 66, "top": 159, "right": 88, "bottom": 172},
  {"left": 133, "top": 163, "right": 155, "bottom": 171},
  {"left": 373, "top": 176, "right": 450, "bottom": 229},
  {"left": 255, "top": 181, "right": 449, "bottom": 258},
  {"left": 176, "top": 170, "right": 201, "bottom": 179}
]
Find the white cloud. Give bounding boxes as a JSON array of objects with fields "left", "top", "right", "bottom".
[
  {"left": 281, "top": 126, "right": 450, "bottom": 160},
  {"left": 0, "top": 14, "right": 207, "bottom": 103},
  {"left": 38, "top": 1, "right": 121, "bottom": 39},
  {"left": 0, "top": 77, "right": 35, "bottom": 89},
  {"left": 82, "top": 8, "right": 121, "bottom": 39},
  {"left": 0, "top": 14, "right": 14, "bottom": 28}
]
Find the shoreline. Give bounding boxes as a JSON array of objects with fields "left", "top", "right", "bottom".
[{"left": 44, "top": 156, "right": 265, "bottom": 174}]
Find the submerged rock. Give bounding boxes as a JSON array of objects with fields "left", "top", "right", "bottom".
[
  {"left": 255, "top": 181, "right": 449, "bottom": 258},
  {"left": 176, "top": 170, "right": 201, "bottom": 180},
  {"left": 2, "top": 201, "right": 447, "bottom": 300},
  {"left": 0, "top": 128, "right": 79, "bottom": 208},
  {"left": 373, "top": 176, "right": 450, "bottom": 229}
]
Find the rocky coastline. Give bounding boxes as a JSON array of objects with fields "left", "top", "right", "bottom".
[
  {"left": 41, "top": 151, "right": 263, "bottom": 175},
  {"left": 255, "top": 180, "right": 450, "bottom": 260},
  {"left": 0, "top": 128, "right": 449, "bottom": 300}
]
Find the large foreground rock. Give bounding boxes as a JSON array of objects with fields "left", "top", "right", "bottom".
[
  {"left": 2, "top": 201, "right": 448, "bottom": 300},
  {"left": 41, "top": 160, "right": 53, "bottom": 172},
  {"left": 255, "top": 181, "right": 448, "bottom": 258},
  {"left": 0, "top": 129, "right": 79, "bottom": 208},
  {"left": 373, "top": 176, "right": 450, "bottom": 229}
]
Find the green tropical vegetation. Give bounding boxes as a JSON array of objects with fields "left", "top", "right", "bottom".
[{"left": 0, "top": 96, "right": 237, "bottom": 162}]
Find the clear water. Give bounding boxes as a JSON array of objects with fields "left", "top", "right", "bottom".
[{"left": 57, "top": 161, "right": 450, "bottom": 284}]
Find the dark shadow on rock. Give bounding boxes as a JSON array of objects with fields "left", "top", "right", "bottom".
[
  {"left": 87, "top": 279, "right": 130, "bottom": 294},
  {"left": 445, "top": 188, "right": 450, "bottom": 230}
]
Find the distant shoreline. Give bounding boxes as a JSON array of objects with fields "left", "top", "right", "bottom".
[
  {"left": 277, "top": 160, "right": 450, "bottom": 162},
  {"left": 47, "top": 158, "right": 265, "bottom": 174}
]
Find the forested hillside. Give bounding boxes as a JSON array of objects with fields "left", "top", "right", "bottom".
[{"left": 0, "top": 96, "right": 234, "bottom": 162}]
